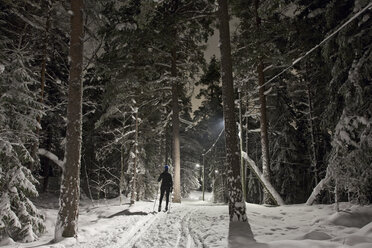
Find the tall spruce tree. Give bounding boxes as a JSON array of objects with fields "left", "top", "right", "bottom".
[{"left": 0, "top": 0, "right": 46, "bottom": 241}]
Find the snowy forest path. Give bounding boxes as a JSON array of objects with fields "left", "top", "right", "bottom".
[
  {"left": 71, "top": 195, "right": 228, "bottom": 248},
  {"left": 132, "top": 200, "right": 216, "bottom": 248},
  {"left": 19, "top": 195, "right": 372, "bottom": 248},
  {"left": 76, "top": 207, "right": 160, "bottom": 248}
]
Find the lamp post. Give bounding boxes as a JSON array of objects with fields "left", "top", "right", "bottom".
[{"left": 199, "top": 120, "right": 224, "bottom": 202}]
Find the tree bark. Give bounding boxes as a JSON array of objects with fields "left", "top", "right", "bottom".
[
  {"left": 218, "top": 0, "right": 247, "bottom": 222},
  {"left": 165, "top": 128, "right": 169, "bottom": 165},
  {"left": 130, "top": 109, "right": 139, "bottom": 205},
  {"left": 254, "top": 0, "right": 271, "bottom": 205},
  {"left": 306, "top": 81, "right": 318, "bottom": 186},
  {"left": 238, "top": 89, "right": 246, "bottom": 202},
  {"left": 258, "top": 61, "right": 271, "bottom": 204},
  {"left": 120, "top": 145, "right": 125, "bottom": 205},
  {"left": 55, "top": 0, "right": 84, "bottom": 241},
  {"left": 171, "top": 44, "right": 181, "bottom": 203}
]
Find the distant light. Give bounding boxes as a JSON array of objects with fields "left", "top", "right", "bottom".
[
  {"left": 196, "top": 163, "right": 200, "bottom": 168},
  {"left": 219, "top": 119, "right": 224, "bottom": 127},
  {"left": 215, "top": 170, "right": 218, "bottom": 174}
]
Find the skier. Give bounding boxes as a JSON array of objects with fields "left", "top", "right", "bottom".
[{"left": 157, "top": 165, "right": 173, "bottom": 212}]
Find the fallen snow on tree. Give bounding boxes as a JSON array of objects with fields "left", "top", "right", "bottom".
[{"left": 242, "top": 151, "right": 285, "bottom": 206}]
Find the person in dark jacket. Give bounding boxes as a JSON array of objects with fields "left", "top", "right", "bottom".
[{"left": 157, "top": 165, "right": 173, "bottom": 212}]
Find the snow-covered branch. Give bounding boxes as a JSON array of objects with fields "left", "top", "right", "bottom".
[
  {"left": 247, "top": 128, "right": 261, "bottom": 133},
  {"left": 179, "top": 117, "right": 194, "bottom": 126},
  {"left": 38, "top": 148, "right": 65, "bottom": 170},
  {"left": 242, "top": 151, "right": 285, "bottom": 206}
]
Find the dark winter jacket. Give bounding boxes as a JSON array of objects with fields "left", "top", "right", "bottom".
[{"left": 158, "top": 171, "right": 173, "bottom": 189}]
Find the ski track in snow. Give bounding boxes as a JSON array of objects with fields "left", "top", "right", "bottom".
[
  {"left": 133, "top": 205, "right": 213, "bottom": 248},
  {"left": 11, "top": 193, "right": 372, "bottom": 248},
  {"left": 77, "top": 214, "right": 158, "bottom": 248},
  {"left": 75, "top": 200, "right": 228, "bottom": 248}
]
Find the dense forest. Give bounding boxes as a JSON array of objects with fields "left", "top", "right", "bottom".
[{"left": 0, "top": 0, "right": 371, "bottom": 243}]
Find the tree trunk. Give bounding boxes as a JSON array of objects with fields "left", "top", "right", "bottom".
[
  {"left": 335, "top": 178, "right": 339, "bottom": 212},
  {"left": 136, "top": 174, "right": 142, "bottom": 201},
  {"left": 306, "top": 81, "right": 318, "bottom": 186},
  {"left": 55, "top": 0, "right": 84, "bottom": 241},
  {"left": 306, "top": 168, "right": 331, "bottom": 205},
  {"left": 202, "top": 154, "right": 205, "bottom": 201},
  {"left": 254, "top": 0, "right": 271, "bottom": 205},
  {"left": 162, "top": 101, "right": 168, "bottom": 165},
  {"left": 31, "top": 1, "right": 51, "bottom": 172},
  {"left": 258, "top": 60, "right": 271, "bottom": 204},
  {"left": 165, "top": 128, "right": 169, "bottom": 165},
  {"left": 238, "top": 89, "right": 246, "bottom": 202},
  {"left": 42, "top": 131, "right": 52, "bottom": 193},
  {"left": 218, "top": 0, "right": 247, "bottom": 222},
  {"left": 245, "top": 89, "right": 251, "bottom": 201},
  {"left": 171, "top": 44, "right": 181, "bottom": 203},
  {"left": 130, "top": 109, "right": 139, "bottom": 205},
  {"left": 120, "top": 145, "right": 125, "bottom": 205}
]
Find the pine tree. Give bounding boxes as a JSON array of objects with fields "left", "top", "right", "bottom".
[
  {"left": 55, "top": 0, "right": 84, "bottom": 240},
  {"left": 218, "top": 0, "right": 247, "bottom": 221}
]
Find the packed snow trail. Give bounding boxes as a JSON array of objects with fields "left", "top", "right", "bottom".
[
  {"left": 76, "top": 199, "right": 229, "bottom": 248},
  {"left": 9, "top": 192, "right": 372, "bottom": 248}
]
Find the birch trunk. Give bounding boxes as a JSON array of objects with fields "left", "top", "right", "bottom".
[
  {"left": 55, "top": 0, "right": 84, "bottom": 240},
  {"left": 218, "top": 0, "right": 247, "bottom": 222}
]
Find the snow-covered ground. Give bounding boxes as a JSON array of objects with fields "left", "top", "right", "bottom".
[{"left": 2, "top": 191, "right": 372, "bottom": 248}]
